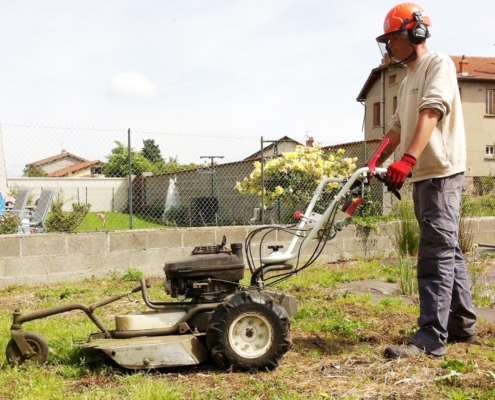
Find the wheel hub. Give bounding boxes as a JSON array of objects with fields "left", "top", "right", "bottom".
[{"left": 228, "top": 313, "right": 273, "bottom": 358}]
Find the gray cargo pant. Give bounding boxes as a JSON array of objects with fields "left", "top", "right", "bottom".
[{"left": 410, "top": 173, "right": 476, "bottom": 356}]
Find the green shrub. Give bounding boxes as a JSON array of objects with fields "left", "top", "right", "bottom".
[
  {"left": 0, "top": 214, "right": 21, "bottom": 234},
  {"left": 462, "top": 193, "right": 495, "bottom": 217},
  {"left": 45, "top": 191, "right": 91, "bottom": 232},
  {"left": 459, "top": 195, "right": 475, "bottom": 253},
  {"left": 394, "top": 256, "right": 418, "bottom": 296},
  {"left": 392, "top": 193, "right": 419, "bottom": 257},
  {"left": 474, "top": 174, "right": 495, "bottom": 196}
]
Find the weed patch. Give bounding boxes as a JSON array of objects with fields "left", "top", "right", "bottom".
[{"left": 1, "top": 262, "right": 495, "bottom": 399}]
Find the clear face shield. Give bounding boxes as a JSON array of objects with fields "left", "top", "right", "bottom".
[{"left": 376, "top": 30, "right": 416, "bottom": 66}]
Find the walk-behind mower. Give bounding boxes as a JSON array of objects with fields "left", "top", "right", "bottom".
[{"left": 6, "top": 140, "right": 398, "bottom": 371}]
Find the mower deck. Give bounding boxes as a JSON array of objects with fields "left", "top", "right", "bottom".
[{"left": 82, "top": 334, "right": 208, "bottom": 369}]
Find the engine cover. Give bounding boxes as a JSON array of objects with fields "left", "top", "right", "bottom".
[{"left": 164, "top": 242, "right": 244, "bottom": 301}]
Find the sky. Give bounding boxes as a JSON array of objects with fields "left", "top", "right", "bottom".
[{"left": 0, "top": 0, "right": 494, "bottom": 175}]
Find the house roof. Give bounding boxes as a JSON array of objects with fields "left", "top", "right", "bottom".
[
  {"left": 322, "top": 138, "right": 382, "bottom": 151},
  {"left": 243, "top": 136, "right": 302, "bottom": 160},
  {"left": 450, "top": 56, "right": 495, "bottom": 80},
  {"left": 356, "top": 63, "right": 390, "bottom": 103},
  {"left": 48, "top": 160, "right": 103, "bottom": 177},
  {"left": 356, "top": 55, "right": 495, "bottom": 102},
  {"left": 26, "top": 151, "right": 90, "bottom": 167}
]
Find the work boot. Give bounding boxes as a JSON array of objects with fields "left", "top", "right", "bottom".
[
  {"left": 384, "top": 344, "right": 425, "bottom": 359},
  {"left": 447, "top": 334, "right": 476, "bottom": 344}
]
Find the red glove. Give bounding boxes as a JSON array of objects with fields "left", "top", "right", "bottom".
[{"left": 386, "top": 153, "right": 416, "bottom": 191}]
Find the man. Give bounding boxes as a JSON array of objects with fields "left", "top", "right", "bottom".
[{"left": 373, "top": 3, "right": 477, "bottom": 358}]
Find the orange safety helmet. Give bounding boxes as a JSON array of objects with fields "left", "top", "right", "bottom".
[{"left": 376, "top": 3, "right": 431, "bottom": 45}]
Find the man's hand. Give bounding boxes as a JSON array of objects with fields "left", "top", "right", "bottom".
[{"left": 386, "top": 153, "right": 416, "bottom": 191}]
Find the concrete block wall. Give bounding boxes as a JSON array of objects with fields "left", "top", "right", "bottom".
[{"left": 1, "top": 217, "right": 494, "bottom": 288}]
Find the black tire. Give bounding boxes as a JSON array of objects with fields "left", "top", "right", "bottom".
[
  {"left": 206, "top": 291, "right": 292, "bottom": 370},
  {"left": 6, "top": 332, "right": 49, "bottom": 367}
]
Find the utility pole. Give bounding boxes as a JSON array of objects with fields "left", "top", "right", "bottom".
[{"left": 200, "top": 156, "right": 224, "bottom": 197}]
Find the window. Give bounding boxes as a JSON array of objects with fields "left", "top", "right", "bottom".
[
  {"left": 487, "top": 89, "right": 494, "bottom": 115},
  {"left": 392, "top": 96, "right": 398, "bottom": 114},
  {"left": 91, "top": 166, "right": 103, "bottom": 175},
  {"left": 373, "top": 102, "right": 381, "bottom": 126},
  {"left": 487, "top": 145, "right": 494, "bottom": 156},
  {"left": 388, "top": 74, "right": 397, "bottom": 85}
]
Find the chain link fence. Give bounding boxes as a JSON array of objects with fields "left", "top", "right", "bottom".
[{"left": 1, "top": 122, "right": 493, "bottom": 232}]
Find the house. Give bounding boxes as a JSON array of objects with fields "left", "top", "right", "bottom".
[
  {"left": 47, "top": 160, "right": 104, "bottom": 178},
  {"left": 356, "top": 55, "right": 495, "bottom": 179},
  {"left": 243, "top": 136, "right": 303, "bottom": 160},
  {"left": 25, "top": 150, "right": 104, "bottom": 177}
]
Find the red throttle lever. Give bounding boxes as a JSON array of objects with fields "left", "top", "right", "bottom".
[{"left": 366, "top": 137, "right": 389, "bottom": 173}]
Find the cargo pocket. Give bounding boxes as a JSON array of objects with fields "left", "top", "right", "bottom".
[
  {"left": 419, "top": 216, "right": 456, "bottom": 261},
  {"left": 417, "top": 257, "right": 440, "bottom": 277}
]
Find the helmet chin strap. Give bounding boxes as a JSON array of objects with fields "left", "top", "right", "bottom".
[{"left": 396, "top": 47, "right": 417, "bottom": 66}]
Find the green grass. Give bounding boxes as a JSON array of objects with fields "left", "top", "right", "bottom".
[
  {"left": 1, "top": 262, "right": 495, "bottom": 399},
  {"left": 75, "top": 212, "right": 168, "bottom": 231}
]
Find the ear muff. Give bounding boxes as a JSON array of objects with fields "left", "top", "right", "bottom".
[{"left": 408, "top": 11, "right": 430, "bottom": 45}]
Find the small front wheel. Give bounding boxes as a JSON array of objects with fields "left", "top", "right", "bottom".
[
  {"left": 6, "top": 331, "right": 49, "bottom": 367},
  {"left": 206, "top": 291, "right": 291, "bottom": 370}
]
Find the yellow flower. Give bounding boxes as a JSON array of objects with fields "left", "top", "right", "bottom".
[{"left": 274, "top": 186, "right": 284, "bottom": 195}]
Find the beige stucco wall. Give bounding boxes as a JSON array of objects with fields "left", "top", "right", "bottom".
[
  {"left": 6, "top": 177, "right": 130, "bottom": 212},
  {"left": 458, "top": 81, "right": 495, "bottom": 177}
]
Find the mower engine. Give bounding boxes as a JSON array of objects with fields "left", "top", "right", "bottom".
[{"left": 164, "top": 237, "right": 245, "bottom": 302}]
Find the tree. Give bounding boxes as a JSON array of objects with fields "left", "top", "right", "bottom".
[
  {"left": 150, "top": 156, "right": 200, "bottom": 174},
  {"left": 142, "top": 139, "right": 163, "bottom": 164},
  {"left": 23, "top": 166, "right": 48, "bottom": 177},
  {"left": 104, "top": 141, "right": 201, "bottom": 177},
  {"left": 103, "top": 141, "right": 153, "bottom": 177}
]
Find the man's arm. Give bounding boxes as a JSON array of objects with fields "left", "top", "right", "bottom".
[
  {"left": 376, "top": 129, "right": 401, "bottom": 167},
  {"left": 405, "top": 108, "right": 440, "bottom": 158},
  {"left": 385, "top": 108, "right": 440, "bottom": 190}
]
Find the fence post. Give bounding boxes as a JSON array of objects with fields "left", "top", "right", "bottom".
[
  {"left": 260, "top": 136, "right": 265, "bottom": 224},
  {"left": 0, "top": 123, "right": 8, "bottom": 194},
  {"left": 128, "top": 128, "right": 133, "bottom": 230}
]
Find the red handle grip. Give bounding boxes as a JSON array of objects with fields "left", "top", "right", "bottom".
[{"left": 366, "top": 138, "right": 389, "bottom": 173}]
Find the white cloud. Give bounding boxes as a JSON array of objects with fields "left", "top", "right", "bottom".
[{"left": 109, "top": 72, "right": 159, "bottom": 100}]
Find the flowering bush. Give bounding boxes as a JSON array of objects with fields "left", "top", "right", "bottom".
[{"left": 235, "top": 144, "right": 358, "bottom": 208}]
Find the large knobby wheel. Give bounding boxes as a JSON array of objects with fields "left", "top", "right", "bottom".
[
  {"left": 6, "top": 331, "right": 49, "bottom": 367},
  {"left": 206, "top": 291, "right": 291, "bottom": 370}
]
